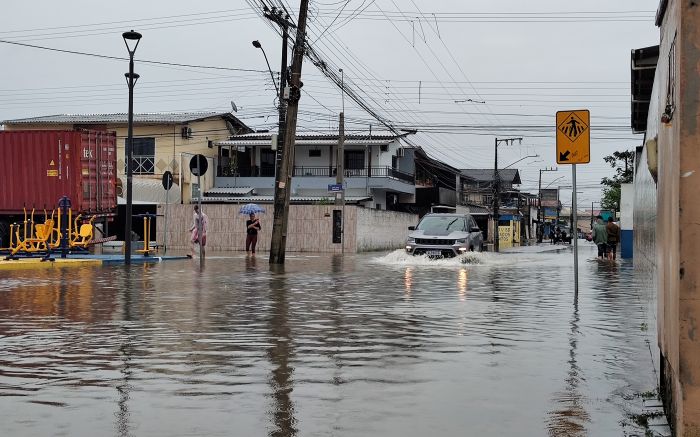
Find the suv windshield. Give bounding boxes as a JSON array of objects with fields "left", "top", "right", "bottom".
[{"left": 416, "top": 216, "right": 466, "bottom": 232}]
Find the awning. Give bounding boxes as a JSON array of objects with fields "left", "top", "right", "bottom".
[
  {"left": 118, "top": 176, "right": 181, "bottom": 204},
  {"left": 206, "top": 187, "right": 254, "bottom": 196}
]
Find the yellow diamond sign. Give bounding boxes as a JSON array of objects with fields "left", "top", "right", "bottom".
[{"left": 556, "top": 109, "right": 590, "bottom": 164}]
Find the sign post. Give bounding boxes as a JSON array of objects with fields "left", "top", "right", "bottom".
[
  {"left": 556, "top": 109, "right": 590, "bottom": 302},
  {"left": 162, "top": 171, "right": 173, "bottom": 254},
  {"left": 189, "top": 155, "right": 208, "bottom": 267}
]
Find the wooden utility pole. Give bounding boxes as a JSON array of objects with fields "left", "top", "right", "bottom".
[
  {"left": 492, "top": 137, "right": 522, "bottom": 253},
  {"left": 269, "top": 0, "right": 310, "bottom": 265}
]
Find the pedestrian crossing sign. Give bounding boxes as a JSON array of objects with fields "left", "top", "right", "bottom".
[{"left": 556, "top": 109, "right": 590, "bottom": 164}]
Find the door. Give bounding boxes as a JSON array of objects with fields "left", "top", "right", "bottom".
[{"left": 260, "top": 149, "right": 276, "bottom": 177}]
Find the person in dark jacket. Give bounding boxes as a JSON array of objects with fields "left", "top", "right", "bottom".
[
  {"left": 606, "top": 217, "right": 620, "bottom": 260},
  {"left": 245, "top": 213, "right": 262, "bottom": 254}
]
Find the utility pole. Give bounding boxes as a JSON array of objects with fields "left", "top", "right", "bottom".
[
  {"left": 269, "top": 0, "right": 310, "bottom": 265},
  {"left": 262, "top": 7, "right": 293, "bottom": 182},
  {"left": 538, "top": 167, "right": 557, "bottom": 243},
  {"left": 493, "top": 137, "right": 522, "bottom": 252}
]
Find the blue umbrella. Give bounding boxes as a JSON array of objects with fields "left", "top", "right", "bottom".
[{"left": 239, "top": 203, "right": 266, "bottom": 215}]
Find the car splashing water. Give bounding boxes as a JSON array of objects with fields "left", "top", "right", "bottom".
[{"left": 0, "top": 246, "right": 661, "bottom": 437}]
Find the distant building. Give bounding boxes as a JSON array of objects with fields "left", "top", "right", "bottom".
[{"left": 211, "top": 132, "right": 416, "bottom": 210}]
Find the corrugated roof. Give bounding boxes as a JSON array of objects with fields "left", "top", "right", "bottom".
[
  {"left": 3, "top": 112, "right": 237, "bottom": 125},
  {"left": 460, "top": 169, "right": 521, "bottom": 184},
  {"left": 205, "top": 187, "right": 254, "bottom": 195}
]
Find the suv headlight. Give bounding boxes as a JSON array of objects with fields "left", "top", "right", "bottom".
[
  {"left": 407, "top": 237, "right": 415, "bottom": 244},
  {"left": 455, "top": 239, "right": 467, "bottom": 244}
]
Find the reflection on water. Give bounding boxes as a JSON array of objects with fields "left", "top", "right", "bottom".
[
  {"left": 546, "top": 302, "right": 590, "bottom": 436},
  {"left": 267, "top": 266, "right": 297, "bottom": 437},
  {"left": 0, "top": 246, "right": 658, "bottom": 437}
]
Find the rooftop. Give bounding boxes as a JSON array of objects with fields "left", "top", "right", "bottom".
[
  {"left": 2, "top": 112, "right": 248, "bottom": 127},
  {"left": 460, "top": 169, "right": 521, "bottom": 184},
  {"left": 217, "top": 132, "right": 409, "bottom": 147}
]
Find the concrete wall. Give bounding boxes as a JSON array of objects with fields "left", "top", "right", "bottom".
[
  {"left": 652, "top": 1, "right": 700, "bottom": 434},
  {"left": 157, "top": 204, "right": 416, "bottom": 253},
  {"left": 355, "top": 207, "right": 418, "bottom": 251},
  {"left": 620, "top": 183, "right": 634, "bottom": 258}
]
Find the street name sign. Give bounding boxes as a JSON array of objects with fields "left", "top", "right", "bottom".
[
  {"left": 328, "top": 183, "right": 344, "bottom": 193},
  {"left": 556, "top": 109, "right": 590, "bottom": 164}
]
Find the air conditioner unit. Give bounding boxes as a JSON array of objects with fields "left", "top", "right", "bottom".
[
  {"left": 181, "top": 126, "right": 193, "bottom": 139},
  {"left": 396, "top": 147, "right": 404, "bottom": 157},
  {"left": 380, "top": 144, "right": 388, "bottom": 152}
]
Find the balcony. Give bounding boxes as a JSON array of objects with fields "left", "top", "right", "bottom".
[
  {"left": 217, "top": 164, "right": 413, "bottom": 184},
  {"left": 292, "top": 166, "right": 414, "bottom": 184}
]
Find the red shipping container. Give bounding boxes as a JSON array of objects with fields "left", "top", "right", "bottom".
[{"left": 0, "top": 130, "right": 117, "bottom": 216}]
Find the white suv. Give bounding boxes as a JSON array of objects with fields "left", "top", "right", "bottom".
[{"left": 405, "top": 213, "right": 484, "bottom": 257}]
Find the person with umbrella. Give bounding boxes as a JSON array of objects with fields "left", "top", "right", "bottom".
[{"left": 240, "top": 204, "right": 264, "bottom": 254}]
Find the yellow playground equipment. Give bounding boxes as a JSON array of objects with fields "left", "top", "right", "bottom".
[
  {"left": 3, "top": 207, "right": 98, "bottom": 257},
  {"left": 134, "top": 213, "right": 156, "bottom": 256}
]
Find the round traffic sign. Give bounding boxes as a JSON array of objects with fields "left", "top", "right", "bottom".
[
  {"left": 162, "top": 170, "right": 174, "bottom": 190},
  {"left": 189, "top": 154, "right": 209, "bottom": 176}
]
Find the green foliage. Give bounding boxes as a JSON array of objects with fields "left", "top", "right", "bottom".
[{"left": 600, "top": 150, "right": 634, "bottom": 210}]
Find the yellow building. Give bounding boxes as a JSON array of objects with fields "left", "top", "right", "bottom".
[{"left": 1, "top": 112, "right": 251, "bottom": 204}]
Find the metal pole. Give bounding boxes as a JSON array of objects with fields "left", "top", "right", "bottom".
[
  {"left": 493, "top": 138, "right": 500, "bottom": 252},
  {"left": 538, "top": 169, "right": 542, "bottom": 242},
  {"left": 163, "top": 185, "right": 169, "bottom": 254},
  {"left": 269, "top": 0, "right": 310, "bottom": 265},
  {"left": 337, "top": 112, "right": 345, "bottom": 253},
  {"left": 572, "top": 164, "right": 579, "bottom": 301},
  {"left": 196, "top": 158, "right": 203, "bottom": 267},
  {"left": 125, "top": 52, "right": 135, "bottom": 265}
]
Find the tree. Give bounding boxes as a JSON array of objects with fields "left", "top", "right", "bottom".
[{"left": 600, "top": 150, "right": 634, "bottom": 211}]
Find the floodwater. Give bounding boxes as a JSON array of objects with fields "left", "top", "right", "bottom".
[{"left": 0, "top": 243, "right": 659, "bottom": 437}]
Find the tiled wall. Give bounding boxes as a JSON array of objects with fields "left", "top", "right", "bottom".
[{"left": 157, "top": 204, "right": 410, "bottom": 253}]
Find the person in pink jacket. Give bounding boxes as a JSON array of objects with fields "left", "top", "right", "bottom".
[{"left": 188, "top": 205, "right": 208, "bottom": 258}]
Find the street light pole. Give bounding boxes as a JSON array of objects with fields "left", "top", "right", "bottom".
[
  {"left": 122, "top": 30, "right": 141, "bottom": 266},
  {"left": 493, "top": 137, "right": 522, "bottom": 253}
]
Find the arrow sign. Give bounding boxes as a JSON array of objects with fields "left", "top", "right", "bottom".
[{"left": 559, "top": 150, "right": 570, "bottom": 161}]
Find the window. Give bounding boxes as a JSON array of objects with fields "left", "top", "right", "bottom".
[
  {"left": 664, "top": 35, "right": 677, "bottom": 121},
  {"left": 260, "top": 149, "right": 276, "bottom": 177},
  {"left": 309, "top": 149, "right": 321, "bottom": 157},
  {"left": 127, "top": 137, "right": 155, "bottom": 174},
  {"left": 344, "top": 150, "right": 364, "bottom": 170}
]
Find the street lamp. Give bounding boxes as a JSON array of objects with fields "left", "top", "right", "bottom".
[
  {"left": 252, "top": 40, "right": 279, "bottom": 95},
  {"left": 123, "top": 29, "right": 141, "bottom": 265},
  {"left": 503, "top": 154, "right": 539, "bottom": 169}
]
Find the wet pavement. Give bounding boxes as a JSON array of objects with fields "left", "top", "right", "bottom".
[{"left": 0, "top": 243, "right": 662, "bottom": 436}]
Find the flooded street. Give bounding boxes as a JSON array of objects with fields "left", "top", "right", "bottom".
[{"left": 0, "top": 244, "right": 658, "bottom": 436}]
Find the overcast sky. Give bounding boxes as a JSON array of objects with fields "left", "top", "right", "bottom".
[{"left": 0, "top": 0, "right": 660, "bottom": 209}]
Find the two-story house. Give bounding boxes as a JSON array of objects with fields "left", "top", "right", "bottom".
[
  {"left": 204, "top": 132, "right": 416, "bottom": 211},
  {"left": 1, "top": 112, "right": 252, "bottom": 204}
]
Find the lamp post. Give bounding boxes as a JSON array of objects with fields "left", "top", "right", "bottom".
[
  {"left": 122, "top": 30, "right": 141, "bottom": 265},
  {"left": 252, "top": 40, "right": 280, "bottom": 95}
]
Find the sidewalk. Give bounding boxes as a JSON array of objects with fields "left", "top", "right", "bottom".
[{"left": 499, "top": 243, "right": 573, "bottom": 254}]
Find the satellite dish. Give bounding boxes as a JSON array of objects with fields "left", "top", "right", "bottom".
[{"left": 230, "top": 100, "right": 238, "bottom": 112}]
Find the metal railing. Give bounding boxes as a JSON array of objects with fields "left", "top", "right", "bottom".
[
  {"left": 215, "top": 164, "right": 415, "bottom": 184},
  {"left": 128, "top": 155, "right": 155, "bottom": 175},
  {"left": 290, "top": 166, "right": 414, "bottom": 183}
]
